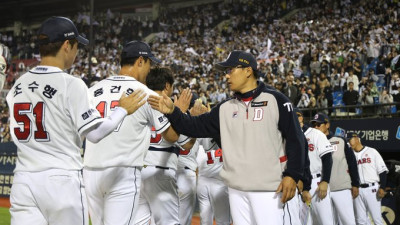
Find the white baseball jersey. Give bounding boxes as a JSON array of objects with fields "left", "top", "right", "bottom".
[
  {"left": 178, "top": 139, "right": 200, "bottom": 171},
  {"left": 144, "top": 130, "right": 191, "bottom": 169},
  {"left": 197, "top": 138, "right": 223, "bottom": 179},
  {"left": 353, "top": 146, "right": 388, "bottom": 184},
  {"left": 6, "top": 66, "right": 102, "bottom": 172},
  {"left": 304, "top": 127, "right": 334, "bottom": 174},
  {"left": 84, "top": 75, "right": 170, "bottom": 168}
]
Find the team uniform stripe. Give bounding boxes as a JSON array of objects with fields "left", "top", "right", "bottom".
[
  {"left": 155, "top": 121, "right": 170, "bottom": 132},
  {"left": 127, "top": 167, "right": 138, "bottom": 225},
  {"left": 77, "top": 117, "right": 102, "bottom": 132},
  {"left": 78, "top": 170, "right": 85, "bottom": 225}
]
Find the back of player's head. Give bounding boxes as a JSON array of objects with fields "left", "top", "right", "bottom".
[
  {"left": 37, "top": 16, "right": 88, "bottom": 56},
  {"left": 120, "top": 41, "right": 161, "bottom": 67},
  {"left": 310, "top": 112, "right": 329, "bottom": 128},
  {"left": 146, "top": 67, "right": 174, "bottom": 91}
]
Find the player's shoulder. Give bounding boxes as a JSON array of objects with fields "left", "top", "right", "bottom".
[
  {"left": 90, "top": 75, "right": 154, "bottom": 94},
  {"left": 365, "top": 146, "right": 380, "bottom": 154}
]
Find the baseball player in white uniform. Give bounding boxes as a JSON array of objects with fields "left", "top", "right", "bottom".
[
  {"left": 177, "top": 136, "right": 199, "bottom": 225},
  {"left": 7, "top": 17, "right": 146, "bottom": 225},
  {"left": 0, "top": 43, "right": 10, "bottom": 90},
  {"left": 348, "top": 133, "right": 388, "bottom": 225},
  {"left": 84, "top": 42, "right": 178, "bottom": 225},
  {"left": 317, "top": 113, "right": 360, "bottom": 225},
  {"left": 303, "top": 113, "right": 335, "bottom": 225},
  {"left": 196, "top": 138, "right": 231, "bottom": 225},
  {"left": 134, "top": 67, "right": 195, "bottom": 225}
]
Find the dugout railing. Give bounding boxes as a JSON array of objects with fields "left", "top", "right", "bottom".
[{"left": 299, "top": 102, "right": 400, "bottom": 121}]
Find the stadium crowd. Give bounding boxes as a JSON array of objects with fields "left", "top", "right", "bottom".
[{"left": 0, "top": 0, "right": 400, "bottom": 142}]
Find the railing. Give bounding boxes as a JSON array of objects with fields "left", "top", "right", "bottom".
[{"left": 299, "top": 102, "right": 400, "bottom": 121}]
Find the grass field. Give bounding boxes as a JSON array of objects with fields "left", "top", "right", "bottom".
[
  {"left": 0, "top": 207, "right": 10, "bottom": 225},
  {"left": 0, "top": 207, "right": 206, "bottom": 225}
]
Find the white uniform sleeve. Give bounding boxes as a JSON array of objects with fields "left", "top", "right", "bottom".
[
  {"left": 66, "top": 78, "right": 102, "bottom": 136},
  {"left": 176, "top": 134, "right": 191, "bottom": 147},
  {"left": 148, "top": 105, "right": 170, "bottom": 134},
  {"left": 85, "top": 107, "right": 127, "bottom": 143},
  {"left": 374, "top": 149, "right": 388, "bottom": 174},
  {"left": 315, "top": 130, "right": 334, "bottom": 157}
]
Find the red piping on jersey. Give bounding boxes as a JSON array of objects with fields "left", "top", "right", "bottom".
[{"left": 280, "top": 155, "right": 287, "bottom": 163}]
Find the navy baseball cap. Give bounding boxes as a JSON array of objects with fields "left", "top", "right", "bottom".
[
  {"left": 310, "top": 113, "right": 329, "bottom": 123},
  {"left": 215, "top": 50, "right": 259, "bottom": 75},
  {"left": 121, "top": 41, "right": 161, "bottom": 64},
  {"left": 346, "top": 132, "right": 359, "bottom": 139},
  {"left": 38, "top": 16, "right": 89, "bottom": 45}
]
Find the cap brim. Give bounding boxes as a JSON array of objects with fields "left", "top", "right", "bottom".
[
  {"left": 310, "top": 119, "right": 323, "bottom": 123},
  {"left": 77, "top": 35, "right": 89, "bottom": 46},
  {"left": 149, "top": 56, "right": 162, "bottom": 64},
  {"left": 214, "top": 61, "right": 233, "bottom": 71}
]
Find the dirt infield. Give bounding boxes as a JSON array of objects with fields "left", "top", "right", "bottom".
[{"left": 0, "top": 198, "right": 10, "bottom": 208}]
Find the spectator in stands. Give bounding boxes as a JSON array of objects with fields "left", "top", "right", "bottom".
[
  {"left": 343, "top": 82, "right": 359, "bottom": 113},
  {"left": 379, "top": 89, "right": 394, "bottom": 115},
  {"left": 297, "top": 88, "right": 310, "bottom": 108},
  {"left": 346, "top": 68, "right": 359, "bottom": 91},
  {"left": 317, "top": 92, "right": 329, "bottom": 115},
  {"left": 359, "top": 87, "right": 375, "bottom": 115},
  {"left": 283, "top": 76, "right": 299, "bottom": 104}
]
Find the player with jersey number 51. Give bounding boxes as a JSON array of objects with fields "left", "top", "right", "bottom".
[
  {"left": 347, "top": 133, "right": 388, "bottom": 225},
  {"left": 148, "top": 50, "right": 305, "bottom": 224},
  {"left": 6, "top": 17, "right": 146, "bottom": 225}
]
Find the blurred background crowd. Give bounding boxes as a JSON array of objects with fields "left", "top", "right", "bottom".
[{"left": 0, "top": 0, "right": 400, "bottom": 143}]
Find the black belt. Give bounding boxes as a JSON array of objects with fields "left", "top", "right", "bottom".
[
  {"left": 149, "top": 146, "right": 180, "bottom": 156},
  {"left": 360, "top": 183, "right": 377, "bottom": 188},
  {"left": 155, "top": 166, "right": 169, "bottom": 170}
]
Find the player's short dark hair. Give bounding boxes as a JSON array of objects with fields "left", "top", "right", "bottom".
[
  {"left": 146, "top": 67, "right": 174, "bottom": 91},
  {"left": 38, "top": 35, "right": 77, "bottom": 57},
  {"left": 120, "top": 56, "right": 149, "bottom": 67}
]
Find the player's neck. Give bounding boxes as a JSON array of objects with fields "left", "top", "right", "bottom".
[
  {"left": 119, "top": 66, "right": 140, "bottom": 81},
  {"left": 354, "top": 144, "right": 364, "bottom": 152},
  {"left": 40, "top": 56, "right": 65, "bottom": 70}
]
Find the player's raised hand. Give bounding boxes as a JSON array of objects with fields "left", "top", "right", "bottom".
[
  {"left": 351, "top": 186, "right": 359, "bottom": 199},
  {"left": 276, "top": 176, "right": 296, "bottom": 203},
  {"left": 189, "top": 99, "right": 208, "bottom": 116},
  {"left": 119, "top": 89, "right": 146, "bottom": 115},
  {"left": 316, "top": 181, "right": 328, "bottom": 199},
  {"left": 174, "top": 88, "right": 192, "bottom": 112},
  {"left": 148, "top": 92, "right": 174, "bottom": 114}
]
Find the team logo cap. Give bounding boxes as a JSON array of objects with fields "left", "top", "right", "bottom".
[
  {"left": 38, "top": 16, "right": 89, "bottom": 46},
  {"left": 215, "top": 50, "right": 259, "bottom": 76},
  {"left": 310, "top": 113, "right": 329, "bottom": 123},
  {"left": 346, "top": 132, "right": 359, "bottom": 139},
  {"left": 121, "top": 41, "right": 161, "bottom": 64}
]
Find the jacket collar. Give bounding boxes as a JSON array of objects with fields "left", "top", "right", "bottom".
[{"left": 234, "top": 81, "right": 265, "bottom": 100}]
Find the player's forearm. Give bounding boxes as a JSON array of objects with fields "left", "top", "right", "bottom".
[
  {"left": 344, "top": 144, "right": 360, "bottom": 187},
  {"left": 85, "top": 107, "right": 127, "bottom": 143},
  {"left": 321, "top": 153, "right": 333, "bottom": 183},
  {"left": 166, "top": 105, "right": 220, "bottom": 139},
  {"left": 379, "top": 172, "right": 387, "bottom": 189}
]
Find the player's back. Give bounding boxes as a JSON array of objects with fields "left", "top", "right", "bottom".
[
  {"left": 197, "top": 138, "right": 223, "bottom": 179},
  {"left": 145, "top": 129, "right": 190, "bottom": 169},
  {"left": 178, "top": 140, "right": 199, "bottom": 171},
  {"left": 84, "top": 75, "right": 169, "bottom": 168},
  {"left": 6, "top": 66, "right": 102, "bottom": 172},
  {"left": 304, "top": 127, "right": 334, "bottom": 174}
]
